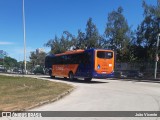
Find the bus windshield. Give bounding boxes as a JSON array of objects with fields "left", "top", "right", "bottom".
[{"left": 97, "top": 51, "right": 113, "bottom": 59}]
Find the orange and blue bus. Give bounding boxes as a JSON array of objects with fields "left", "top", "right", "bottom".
[{"left": 45, "top": 49, "right": 114, "bottom": 81}]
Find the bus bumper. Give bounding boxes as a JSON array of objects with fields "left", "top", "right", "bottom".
[
  {"left": 93, "top": 71, "right": 114, "bottom": 78},
  {"left": 106, "top": 72, "right": 114, "bottom": 78}
]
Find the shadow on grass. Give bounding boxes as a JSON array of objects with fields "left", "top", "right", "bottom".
[{"left": 40, "top": 76, "right": 108, "bottom": 84}]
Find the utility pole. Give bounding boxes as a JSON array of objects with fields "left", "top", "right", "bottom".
[
  {"left": 154, "top": 17, "right": 160, "bottom": 79},
  {"left": 22, "top": 0, "right": 27, "bottom": 74},
  {"left": 154, "top": 34, "right": 160, "bottom": 79}
]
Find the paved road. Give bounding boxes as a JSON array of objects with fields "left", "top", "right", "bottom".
[
  {"left": 30, "top": 75, "right": 160, "bottom": 120},
  {"left": 1, "top": 74, "right": 160, "bottom": 120},
  {"left": 32, "top": 76, "right": 160, "bottom": 111}
]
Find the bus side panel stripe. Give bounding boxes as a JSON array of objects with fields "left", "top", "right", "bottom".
[{"left": 52, "top": 64, "right": 79, "bottom": 77}]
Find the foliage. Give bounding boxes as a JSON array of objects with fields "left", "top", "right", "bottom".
[
  {"left": 3, "top": 56, "right": 18, "bottom": 69},
  {"left": 0, "top": 50, "right": 7, "bottom": 66},
  {"left": 45, "top": 18, "right": 101, "bottom": 53},
  {"left": 45, "top": 32, "right": 73, "bottom": 54},
  {"left": 6, "top": 1, "right": 158, "bottom": 64},
  {"left": 85, "top": 18, "right": 100, "bottom": 49},
  {"left": 0, "top": 50, "right": 7, "bottom": 60},
  {"left": 136, "top": 0, "right": 160, "bottom": 61},
  {"left": 29, "top": 51, "right": 46, "bottom": 68},
  {"left": 0, "top": 1, "right": 157, "bottom": 64},
  {"left": 105, "top": 7, "right": 133, "bottom": 62},
  {"left": 75, "top": 29, "right": 86, "bottom": 49}
]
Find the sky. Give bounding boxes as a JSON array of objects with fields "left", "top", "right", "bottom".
[{"left": 0, "top": 0, "right": 157, "bottom": 61}]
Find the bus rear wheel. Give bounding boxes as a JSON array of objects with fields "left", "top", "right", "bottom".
[
  {"left": 68, "top": 72, "right": 74, "bottom": 81},
  {"left": 84, "top": 78, "right": 92, "bottom": 82},
  {"left": 49, "top": 70, "right": 55, "bottom": 79}
]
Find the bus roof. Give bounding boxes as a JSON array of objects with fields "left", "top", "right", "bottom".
[
  {"left": 47, "top": 49, "right": 114, "bottom": 57},
  {"left": 95, "top": 49, "right": 114, "bottom": 52},
  {"left": 55, "top": 49, "right": 84, "bottom": 56}
]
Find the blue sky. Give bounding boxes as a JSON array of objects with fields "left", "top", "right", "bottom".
[{"left": 0, "top": 0, "right": 157, "bottom": 61}]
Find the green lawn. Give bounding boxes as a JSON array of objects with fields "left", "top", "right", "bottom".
[{"left": 0, "top": 75, "right": 73, "bottom": 111}]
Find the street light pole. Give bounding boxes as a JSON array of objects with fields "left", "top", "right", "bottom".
[
  {"left": 154, "top": 34, "right": 160, "bottom": 79},
  {"left": 22, "top": 0, "right": 26, "bottom": 74}
]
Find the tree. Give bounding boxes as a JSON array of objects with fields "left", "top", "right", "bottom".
[
  {"left": 105, "top": 7, "right": 132, "bottom": 62},
  {"left": 29, "top": 51, "right": 46, "bottom": 69},
  {"left": 45, "top": 35, "right": 62, "bottom": 54},
  {"left": 17, "top": 61, "right": 24, "bottom": 71},
  {"left": 76, "top": 29, "right": 86, "bottom": 49},
  {"left": 85, "top": 18, "right": 100, "bottom": 49},
  {"left": 45, "top": 31, "right": 74, "bottom": 54},
  {"left": 59, "top": 31, "right": 73, "bottom": 51},
  {"left": 136, "top": 0, "right": 160, "bottom": 61},
  {"left": 3, "top": 56, "right": 18, "bottom": 70},
  {"left": 45, "top": 18, "right": 101, "bottom": 53},
  {"left": 0, "top": 50, "right": 7, "bottom": 65},
  {"left": 29, "top": 52, "right": 37, "bottom": 67}
]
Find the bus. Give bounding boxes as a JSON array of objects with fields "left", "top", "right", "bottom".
[{"left": 45, "top": 49, "right": 114, "bottom": 81}]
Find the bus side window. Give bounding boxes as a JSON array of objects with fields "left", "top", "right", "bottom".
[
  {"left": 55, "top": 56, "right": 63, "bottom": 64},
  {"left": 71, "top": 54, "right": 80, "bottom": 64},
  {"left": 61, "top": 56, "right": 64, "bottom": 64},
  {"left": 62, "top": 55, "right": 66, "bottom": 64},
  {"left": 64, "top": 55, "right": 68, "bottom": 64},
  {"left": 69, "top": 55, "right": 74, "bottom": 64},
  {"left": 65, "top": 55, "right": 72, "bottom": 64}
]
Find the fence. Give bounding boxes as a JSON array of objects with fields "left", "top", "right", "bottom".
[
  {"left": 114, "top": 62, "right": 160, "bottom": 78},
  {"left": 115, "top": 62, "right": 159, "bottom": 72}
]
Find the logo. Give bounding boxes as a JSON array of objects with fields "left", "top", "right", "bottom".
[
  {"left": 1, "top": 112, "right": 42, "bottom": 118},
  {"left": 2, "top": 112, "right": 11, "bottom": 117}
]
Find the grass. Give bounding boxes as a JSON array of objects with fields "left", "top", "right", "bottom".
[{"left": 0, "top": 75, "right": 73, "bottom": 111}]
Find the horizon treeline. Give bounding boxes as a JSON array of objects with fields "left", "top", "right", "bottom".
[{"left": 45, "top": 1, "right": 160, "bottom": 62}]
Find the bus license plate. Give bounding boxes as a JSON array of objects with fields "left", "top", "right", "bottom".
[{"left": 102, "top": 72, "right": 106, "bottom": 74}]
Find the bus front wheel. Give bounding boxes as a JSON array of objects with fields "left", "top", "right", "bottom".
[{"left": 68, "top": 72, "right": 74, "bottom": 81}]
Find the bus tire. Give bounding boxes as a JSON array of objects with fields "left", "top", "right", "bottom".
[
  {"left": 84, "top": 78, "right": 92, "bottom": 82},
  {"left": 49, "top": 70, "right": 52, "bottom": 76},
  {"left": 68, "top": 72, "right": 74, "bottom": 81},
  {"left": 51, "top": 76, "right": 55, "bottom": 79},
  {"left": 49, "top": 70, "right": 55, "bottom": 79}
]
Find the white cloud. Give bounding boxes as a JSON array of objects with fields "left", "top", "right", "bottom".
[{"left": 0, "top": 42, "right": 14, "bottom": 45}]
